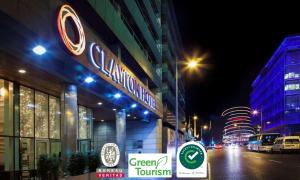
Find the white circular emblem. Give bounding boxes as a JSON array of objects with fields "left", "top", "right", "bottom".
[{"left": 101, "top": 143, "right": 120, "bottom": 167}]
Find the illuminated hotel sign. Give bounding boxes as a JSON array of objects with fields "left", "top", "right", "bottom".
[
  {"left": 57, "top": 5, "right": 157, "bottom": 111},
  {"left": 57, "top": 5, "right": 86, "bottom": 56},
  {"left": 89, "top": 43, "right": 156, "bottom": 110}
]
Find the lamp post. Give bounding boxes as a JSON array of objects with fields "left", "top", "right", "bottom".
[
  {"left": 252, "top": 108, "right": 263, "bottom": 133},
  {"left": 200, "top": 125, "right": 208, "bottom": 142},
  {"left": 175, "top": 58, "right": 202, "bottom": 158},
  {"left": 193, "top": 115, "right": 198, "bottom": 137}
]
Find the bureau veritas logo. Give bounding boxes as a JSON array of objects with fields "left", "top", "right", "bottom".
[{"left": 96, "top": 143, "right": 124, "bottom": 178}]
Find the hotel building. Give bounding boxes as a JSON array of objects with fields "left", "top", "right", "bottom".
[{"left": 0, "top": 0, "right": 185, "bottom": 177}]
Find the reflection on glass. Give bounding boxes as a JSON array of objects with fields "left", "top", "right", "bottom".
[
  {"left": 20, "top": 138, "right": 34, "bottom": 170},
  {"left": 0, "top": 80, "right": 13, "bottom": 136},
  {"left": 20, "top": 86, "right": 34, "bottom": 137},
  {"left": 36, "top": 140, "right": 49, "bottom": 167},
  {"left": 78, "top": 106, "right": 92, "bottom": 139},
  {"left": 35, "top": 91, "right": 48, "bottom": 138},
  {"left": 0, "top": 137, "right": 14, "bottom": 172},
  {"left": 50, "top": 141, "right": 61, "bottom": 156},
  {"left": 49, "top": 96, "right": 60, "bottom": 139}
]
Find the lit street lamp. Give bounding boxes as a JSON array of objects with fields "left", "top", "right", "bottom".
[
  {"left": 252, "top": 108, "right": 263, "bottom": 133},
  {"left": 193, "top": 115, "right": 198, "bottom": 137},
  {"left": 175, "top": 57, "right": 202, "bottom": 158},
  {"left": 200, "top": 124, "right": 208, "bottom": 142}
]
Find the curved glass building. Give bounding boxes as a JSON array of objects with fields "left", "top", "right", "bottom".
[{"left": 222, "top": 106, "right": 255, "bottom": 145}]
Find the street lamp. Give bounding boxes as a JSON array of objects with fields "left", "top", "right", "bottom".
[
  {"left": 251, "top": 108, "right": 263, "bottom": 133},
  {"left": 175, "top": 57, "right": 202, "bottom": 158},
  {"left": 200, "top": 125, "right": 208, "bottom": 142},
  {"left": 193, "top": 115, "right": 198, "bottom": 137}
]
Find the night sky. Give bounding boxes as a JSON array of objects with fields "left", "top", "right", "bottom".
[{"left": 173, "top": 1, "right": 300, "bottom": 142}]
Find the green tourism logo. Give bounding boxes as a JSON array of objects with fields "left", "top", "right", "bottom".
[
  {"left": 128, "top": 153, "right": 172, "bottom": 177},
  {"left": 179, "top": 144, "right": 204, "bottom": 169}
]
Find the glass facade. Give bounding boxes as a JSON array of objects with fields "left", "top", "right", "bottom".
[
  {"left": 0, "top": 79, "right": 62, "bottom": 174},
  {"left": 251, "top": 36, "right": 300, "bottom": 135},
  {"left": 78, "top": 105, "right": 92, "bottom": 153},
  {"left": 20, "top": 86, "right": 34, "bottom": 137},
  {"left": 35, "top": 91, "right": 49, "bottom": 138}
]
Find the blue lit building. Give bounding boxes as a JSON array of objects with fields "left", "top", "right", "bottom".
[{"left": 250, "top": 36, "right": 300, "bottom": 135}]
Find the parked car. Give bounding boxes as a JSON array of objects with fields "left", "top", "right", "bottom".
[{"left": 272, "top": 136, "right": 300, "bottom": 153}]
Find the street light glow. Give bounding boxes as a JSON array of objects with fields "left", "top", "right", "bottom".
[
  {"left": 203, "top": 125, "right": 208, "bottom": 129},
  {"left": 252, "top": 110, "right": 259, "bottom": 115},
  {"left": 193, "top": 115, "right": 198, "bottom": 120},
  {"left": 187, "top": 60, "right": 198, "bottom": 69}
]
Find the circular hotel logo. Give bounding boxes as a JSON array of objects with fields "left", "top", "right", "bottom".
[
  {"left": 179, "top": 143, "right": 204, "bottom": 169},
  {"left": 57, "top": 4, "right": 86, "bottom": 56},
  {"left": 101, "top": 143, "right": 120, "bottom": 167}
]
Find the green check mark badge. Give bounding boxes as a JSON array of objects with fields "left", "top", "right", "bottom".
[
  {"left": 188, "top": 151, "right": 199, "bottom": 160},
  {"left": 179, "top": 144, "right": 204, "bottom": 169}
]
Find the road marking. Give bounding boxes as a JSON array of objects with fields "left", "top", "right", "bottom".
[
  {"left": 208, "top": 162, "right": 211, "bottom": 180},
  {"left": 254, "top": 156, "right": 261, "bottom": 159},
  {"left": 269, "top": 160, "right": 282, "bottom": 163}
]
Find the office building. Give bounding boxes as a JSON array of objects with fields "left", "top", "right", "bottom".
[{"left": 251, "top": 36, "right": 300, "bottom": 135}]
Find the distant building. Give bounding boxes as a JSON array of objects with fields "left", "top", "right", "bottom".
[
  {"left": 250, "top": 36, "right": 300, "bottom": 135},
  {"left": 222, "top": 106, "right": 255, "bottom": 145}
]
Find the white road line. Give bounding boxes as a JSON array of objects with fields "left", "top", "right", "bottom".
[
  {"left": 269, "top": 160, "right": 282, "bottom": 163},
  {"left": 254, "top": 156, "right": 261, "bottom": 159},
  {"left": 208, "top": 162, "right": 211, "bottom": 180}
]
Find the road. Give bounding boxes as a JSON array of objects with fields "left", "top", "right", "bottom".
[{"left": 207, "top": 147, "right": 300, "bottom": 180}]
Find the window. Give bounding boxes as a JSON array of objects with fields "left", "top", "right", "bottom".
[
  {"left": 20, "top": 86, "right": 34, "bottom": 137},
  {"left": 0, "top": 80, "right": 13, "bottom": 136},
  {"left": 284, "top": 72, "right": 300, "bottom": 80},
  {"left": 35, "top": 91, "right": 48, "bottom": 138},
  {"left": 285, "top": 95, "right": 300, "bottom": 112},
  {"left": 20, "top": 138, "right": 34, "bottom": 170},
  {"left": 284, "top": 84, "right": 300, "bottom": 91},
  {"left": 285, "top": 139, "right": 300, "bottom": 144},
  {"left": 49, "top": 96, "right": 60, "bottom": 139},
  {"left": 0, "top": 137, "right": 14, "bottom": 172},
  {"left": 78, "top": 106, "right": 92, "bottom": 139},
  {"left": 286, "top": 51, "right": 300, "bottom": 65}
]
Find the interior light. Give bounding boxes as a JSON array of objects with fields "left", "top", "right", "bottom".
[
  {"left": 32, "top": 45, "right": 46, "bottom": 55},
  {"left": 131, "top": 103, "right": 137, "bottom": 108},
  {"left": 18, "top": 69, "right": 26, "bottom": 74},
  {"left": 114, "top": 93, "right": 121, "bottom": 99},
  {"left": 0, "top": 87, "right": 5, "bottom": 97},
  {"left": 84, "top": 76, "right": 94, "bottom": 83}
]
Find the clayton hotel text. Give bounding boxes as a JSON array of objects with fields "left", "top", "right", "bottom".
[{"left": 0, "top": 0, "right": 186, "bottom": 176}]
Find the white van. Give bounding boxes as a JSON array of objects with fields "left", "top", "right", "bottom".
[{"left": 272, "top": 136, "right": 300, "bottom": 153}]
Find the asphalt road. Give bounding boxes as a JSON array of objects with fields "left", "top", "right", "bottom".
[{"left": 207, "top": 147, "right": 300, "bottom": 180}]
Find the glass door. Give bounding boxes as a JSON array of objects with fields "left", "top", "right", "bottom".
[
  {"left": 78, "top": 139, "right": 91, "bottom": 154},
  {"left": 35, "top": 139, "right": 49, "bottom": 167},
  {"left": 50, "top": 140, "right": 61, "bottom": 157}
]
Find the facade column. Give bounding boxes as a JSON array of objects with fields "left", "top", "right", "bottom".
[
  {"left": 116, "top": 109, "right": 126, "bottom": 168},
  {"left": 61, "top": 84, "right": 78, "bottom": 170}
]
